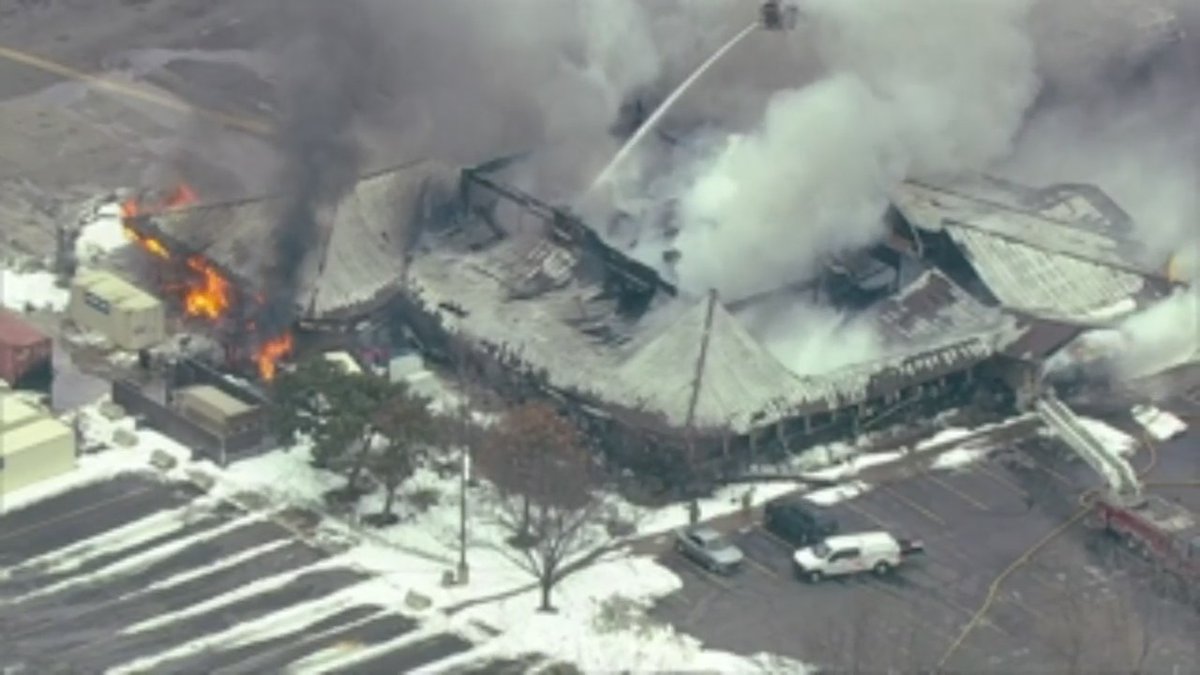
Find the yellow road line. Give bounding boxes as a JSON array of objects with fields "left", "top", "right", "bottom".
[
  {"left": 938, "top": 441, "right": 1180, "bottom": 669},
  {"left": 0, "top": 486, "right": 156, "bottom": 545},
  {"left": 0, "top": 43, "right": 272, "bottom": 135},
  {"left": 882, "top": 485, "right": 947, "bottom": 527},
  {"left": 924, "top": 472, "right": 989, "bottom": 510},
  {"left": 936, "top": 505, "right": 1091, "bottom": 669}
]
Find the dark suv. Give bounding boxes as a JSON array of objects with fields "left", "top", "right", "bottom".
[{"left": 763, "top": 498, "right": 839, "bottom": 546}]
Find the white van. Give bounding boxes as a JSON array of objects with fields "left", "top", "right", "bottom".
[{"left": 792, "top": 531, "right": 923, "bottom": 582}]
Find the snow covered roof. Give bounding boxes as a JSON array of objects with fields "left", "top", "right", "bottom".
[
  {"left": 944, "top": 225, "right": 1151, "bottom": 324},
  {"left": 889, "top": 178, "right": 1172, "bottom": 325},
  {"left": 617, "top": 296, "right": 806, "bottom": 432},
  {"left": 876, "top": 268, "right": 1001, "bottom": 345},
  {"left": 891, "top": 179, "right": 1149, "bottom": 270},
  {"left": 150, "top": 160, "right": 458, "bottom": 320}
]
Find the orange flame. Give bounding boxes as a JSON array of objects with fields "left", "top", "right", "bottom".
[
  {"left": 123, "top": 225, "right": 171, "bottom": 260},
  {"left": 182, "top": 256, "right": 231, "bottom": 320},
  {"left": 257, "top": 333, "right": 294, "bottom": 381},
  {"left": 120, "top": 198, "right": 141, "bottom": 220},
  {"left": 119, "top": 182, "right": 198, "bottom": 223},
  {"left": 162, "top": 183, "right": 199, "bottom": 211}
]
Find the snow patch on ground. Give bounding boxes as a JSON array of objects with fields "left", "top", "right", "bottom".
[
  {"left": 0, "top": 405, "right": 185, "bottom": 515},
  {"left": 1131, "top": 404, "right": 1187, "bottom": 441},
  {"left": 0, "top": 268, "right": 69, "bottom": 312},
  {"left": 930, "top": 446, "right": 990, "bottom": 471},
  {"left": 0, "top": 501, "right": 216, "bottom": 579},
  {"left": 449, "top": 555, "right": 813, "bottom": 674},
  {"left": 625, "top": 481, "right": 805, "bottom": 537},
  {"left": 6, "top": 398, "right": 1028, "bottom": 675},
  {"left": 1077, "top": 416, "right": 1138, "bottom": 457},
  {"left": 74, "top": 201, "right": 128, "bottom": 263},
  {"left": 916, "top": 427, "right": 974, "bottom": 450},
  {"left": 802, "top": 480, "right": 872, "bottom": 506}
]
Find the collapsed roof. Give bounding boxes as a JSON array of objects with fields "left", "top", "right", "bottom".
[
  {"left": 145, "top": 160, "right": 458, "bottom": 321},
  {"left": 891, "top": 177, "right": 1174, "bottom": 325}
]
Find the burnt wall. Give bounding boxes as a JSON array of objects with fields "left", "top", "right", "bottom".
[
  {"left": 112, "top": 380, "right": 266, "bottom": 465},
  {"left": 460, "top": 169, "right": 676, "bottom": 309},
  {"left": 171, "top": 357, "right": 268, "bottom": 407}
]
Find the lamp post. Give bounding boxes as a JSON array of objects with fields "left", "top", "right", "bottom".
[{"left": 458, "top": 444, "right": 470, "bottom": 584}]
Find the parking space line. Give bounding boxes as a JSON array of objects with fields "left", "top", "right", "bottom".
[
  {"left": 881, "top": 486, "right": 948, "bottom": 527},
  {"left": 843, "top": 502, "right": 894, "bottom": 530},
  {"left": 696, "top": 566, "right": 734, "bottom": 591},
  {"left": 755, "top": 525, "right": 794, "bottom": 550},
  {"left": 683, "top": 588, "right": 719, "bottom": 627},
  {"left": 998, "top": 594, "right": 1055, "bottom": 625},
  {"left": 857, "top": 578, "right": 978, "bottom": 645},
  {"left": 0, "top": 486, "right": 157, "bottom": 545},
  {"left": 922, "top": 472, "right": 989, "bottom": 510},
  {"left": 976, "top": 464, "right": 1029, "bottom": 497},
  {"left": 672, "top": 557, "right": 735, "bottom": 592},
  {"left": 744, "top": 557, "right": 780, "bottom": 580},
  {"left": 1041, "top": 465, "right": 1076, "bottom": 488}
]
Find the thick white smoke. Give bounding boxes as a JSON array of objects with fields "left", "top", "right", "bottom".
[
  {"left": 738, "top": 298, "right": 884, "bottom": 375},
  {"left": 1117, "top": 289, "right": 1200, "bottom": 378},
  {"left": 671, "top": 0, "right": 1039, "bottom": 301},
  {"left": 1004, "top": 0, "right": 1200, "bottom": 381},
  {"left": 1001, "top": 0, "right": 1199, "bottom": 261}
]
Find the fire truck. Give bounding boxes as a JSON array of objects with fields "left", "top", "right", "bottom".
[{"left": 1036, "top": 392, "right": 1200, "bottom": 597}]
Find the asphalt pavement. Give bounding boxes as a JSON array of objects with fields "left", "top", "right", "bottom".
[
  {"left": 0, "top": 473, "right": 508, "bottom": 673},
  {"left": 650, "top": 434, "right": 1200, "bottom": 674}
]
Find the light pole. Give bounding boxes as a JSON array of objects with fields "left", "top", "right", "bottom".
[{"left": 458, "top": 443, "right": 470, "bottom": 584}]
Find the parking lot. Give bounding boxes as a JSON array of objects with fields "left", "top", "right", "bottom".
[
  {"left": 0, "top": 473, "right": 538, "bottom": 674},
  {"left": 652, "top": 437, "right": 1200, "bottom": 673}
]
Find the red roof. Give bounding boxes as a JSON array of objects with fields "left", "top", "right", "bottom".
[{"left": 0, "top": 309, "right": 49, "bottom": 347}]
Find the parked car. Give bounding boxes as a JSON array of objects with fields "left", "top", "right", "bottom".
[
  {"left": 763, "top": 497, "right": 838, "bottom": 546},
  {"left": 792, "top": 531, "right": 924, "bottom": 583},
  {"left": 674, "top": 526, "right": 745, "bottom": 575}
]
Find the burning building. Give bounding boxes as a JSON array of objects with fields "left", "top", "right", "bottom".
[
  {"left": 394, "top": 163, "right": 1101, "bottom": 476},
  {"left": 121, "top": 161, "right": 458, "bottom": 380},
  {"left": 118, "top": 152, "right": 1177, "bottom": 474},
  {"left": 887, "top": 175, "right": 1178, "bottom": 325}
]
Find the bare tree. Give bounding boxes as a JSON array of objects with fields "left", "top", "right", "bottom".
[
  {"left": 478, "top": 402, "right": 581, "bottom": 541},
  {"left": 477, "top": 402, "right": 609, "bottom": 612}
]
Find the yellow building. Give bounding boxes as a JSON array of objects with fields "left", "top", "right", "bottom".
[
  {"left": 68, "top": 269, "right": 165, "bottom": 351},
  {"left": 0, "top": 393, "right": 76, "bottom": 500},
  {"left": 174, "top": 385, "right": 261, "bottom": 437}
]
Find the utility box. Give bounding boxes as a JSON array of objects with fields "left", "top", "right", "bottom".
[
  {"left": 0, "top": 393, "right": 76, "bottom": 500},
  {"left": 68, "top": 269, "right": 165, "bottom": 351},
  {"left": 0, "top": 310, "right": 52, "bottom": 388},
  {"left": 173, "top": 384, "right": 261, "bottom": 437}
]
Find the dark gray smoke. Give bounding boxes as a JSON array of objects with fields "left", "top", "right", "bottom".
[{"left": 259, "top": 0, "right": 388, "bottom": 336}]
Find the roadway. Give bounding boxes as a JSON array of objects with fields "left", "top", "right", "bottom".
[{"left": 650, "top": 432, "right": 1200, "bottom": 673}]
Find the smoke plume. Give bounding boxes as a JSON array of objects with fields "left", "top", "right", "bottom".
[
  {"left": 671, "top": 0, "right": 1039, "bottom": 301},
  {"left": 1001, "top": 0, "right": 1199, "bottom": 261},
  {"left": 256, "top": 0, "right": 754, "bottom": 327},
  {"left": 259, "top": 0, "right": 387, "bottom": 335},
  {"left": 738, "top": 298, "right": 884, "bottom": 375},
  {"left": 1004, "top": 1, "right": 1200, "bottom": 381}
]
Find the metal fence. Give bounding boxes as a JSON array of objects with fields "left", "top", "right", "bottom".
[{"left": 111, "top": 380, "right": 265, "bottom": 466}]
